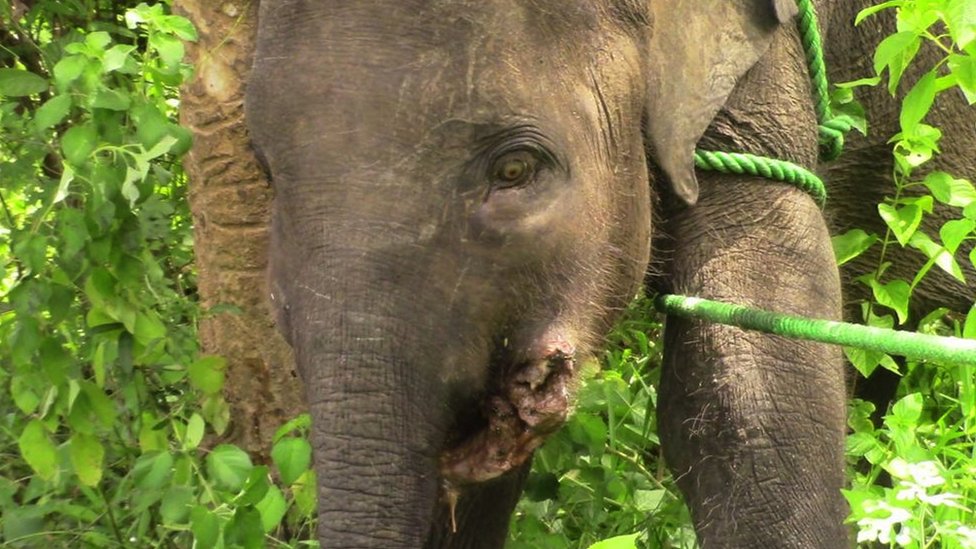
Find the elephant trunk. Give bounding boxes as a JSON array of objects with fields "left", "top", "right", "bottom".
[{"left": 293, "top": 300, "right": 449, "bottom": 547}]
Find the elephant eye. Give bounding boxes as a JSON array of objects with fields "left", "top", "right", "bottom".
[{"left": 491, "top": 151, "right": 537, "bottom": 188}]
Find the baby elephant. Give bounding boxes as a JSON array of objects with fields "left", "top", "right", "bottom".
[{"left": 244, "top": 0, "right": 975, "bottom": 547}]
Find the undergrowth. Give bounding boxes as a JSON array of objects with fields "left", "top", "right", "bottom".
[{"left": 2, "top": 1, "right": 975, "bottom": 549}]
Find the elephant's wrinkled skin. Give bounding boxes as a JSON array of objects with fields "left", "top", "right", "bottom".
[{"left": 245, "top": 1, "right": 975, "bottom": 547}]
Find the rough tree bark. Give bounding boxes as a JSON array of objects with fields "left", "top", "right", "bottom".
[{"left": 175, "top": 0, "right": 304, "bottom": 456}]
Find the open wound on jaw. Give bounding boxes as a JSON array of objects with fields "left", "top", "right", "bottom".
[{"left": 438, "top": 341, "right": 577, "bottom": 532}]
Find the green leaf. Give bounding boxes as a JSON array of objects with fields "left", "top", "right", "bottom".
[
  {"left": 899, "top": 69, "right": 937, "bottom": 136},
  {"left": 160, "top": 486, "right": 195, "bottom": 525},
  {"left": 273, "top": 413, "right": 311, "bottom": 443},
  {"left": 272, "top": 437, "right": 312, "bottom": 486},
  {"left": 945, "top": 0, "right": 976, "bottom": 50},
  {"left": 11, "top": 376, "right": 41, "bottom": 415},
  {"left": 13, "top": 233, "right": 48, "bottom": 274},
  {"left": 168, "top": 123, "right": 194, "bottom": 155},
  {"left": 889, "top": 393, "right": 923, "bottom": 424},
  {"left": 206, "top": 444, "right": 253, "bottom": 492},
  {"left": 80, "top": 381, "right": 118, "bottom": 426},
  {"left": 121, "top": 167, "right": 142, "bottom": 206},
  {"left": 894, "top": 122, "right": 942, "bottom": 169},
  {"left": 236, "top": 466, "right": 271, "bottom": 505},
  {"left": 908, "top": 231, "right": 966, "bottom": 283},
  {"left": 878, "top": 202, "right": 923, "bottom": 246},
  {"left": 133, "top": 311, "right": 166, "bottom": 345},
  {"left": 832, "top": 229, "right": 879, "bottom": 265},
  {"left": 184, "top": 413, "right": 205, "bottom": 450},
  {"left": 923, "top": 171, "right": 976, "bottom": 207},
  {"left": 0, "top": 68, "right": 48, "bottom": 96},
  {"left": 940, "top": 218, "right": 975, "bottom": 254},
  {"left": 145, "top": 134, "right": 178, "bottom": 159},
  {"left": 633, "top": 489, "right": 666, "bottom": 512},
  {"left": 846, "top": 431, "right": 882, "bottom": 457},
  {"left": 189, "top": 355, "right": 226, "bottom": 394},
  {"left": 949, "top": 54, "right": 976, "bottom": 104},
  {"left": 150, "top": 33, "right": 186, "bottom": 68},
  {"left": 2, "top": 505, "right": 46, "bottom": 544},
  {"left": 139, "top": 412, "right": 168, "bottom": 453},
  {"left": 587, "top": 534, "right": 640, "bottom": 549},
  {"left": 33, "top": 94, "right": 73, "bottom": 130},
  {"left": 835, "top": 76, "right": 883, "bottom": 89},
  {"left": 91, "top": 88, "right": 132, "bottom": 111},
  {"left": 18, "top": 420, "right": 59, "bottom": 481},
  {"left": 190, "top": 505, "right": 220, "bottom": 547},
  {"left": 132, "top": 451, "right": 174, "bottom": 490},
  {"left": 131, "top": 102, "right": 171, "bottom": 148},
  {"left": 85, "top": 31, "right": 112, "bottom": 51},
  {"left": 566, "top": 413, "right": 607, "bottom": 456},
  {"left": 855, "top": 1, "right": 903, "bottom": 25},
  {"left": 964, "top": 303, "right": 976, "bottom": 340},
  {"left": 53, "top": 164, "right": 75, "bottom": 206},
  {"left": 844, "top": 346, "right": 899, "bottom": 378},
  {"left": 69, "top": 433, "right": 104, "bottom": 486},
  {"left": 255, "top": 485, "right": 287, "bottom": 532},
  {"left": 226, "top": 506, "right": 265, "bottom": 549},
  {"left": 292, "top": 469, "right": 317, "bottom": 517},
  {"left": 103, "top": 44, "right": 136, "bottom": 72},
  {"left": 61, "top": 123, "right": 98, "bottom": 166},
  {"left": 873, "top": 31, "right": 921, "bottom": 93},
  {"left": 865, "top": 277, "right": 911, "bottom": 324},
  {"left": 53, "top": 55, "right": 88, "bottom": 88},
  {"left": 160, "top": 15, "right": 199, "bottom": 41},
  {"left": 201, "top": 394, "right": 231, "bottom": 435}
]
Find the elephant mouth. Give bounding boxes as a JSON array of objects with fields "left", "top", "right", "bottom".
[{"left": 438, "top": 338, "right": 577, "bottom": 487}]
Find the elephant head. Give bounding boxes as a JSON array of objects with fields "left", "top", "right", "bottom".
[{"left": 246, "top": 1, "right": 798, "bottom": 545}]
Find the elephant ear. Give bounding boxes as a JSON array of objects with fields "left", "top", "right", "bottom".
[{"left": 646, "top": 0, "right": 798, "bottom": 205}]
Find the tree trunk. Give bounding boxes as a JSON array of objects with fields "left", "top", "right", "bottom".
[{"left": 175, "top": 0, "right": 305, "bottom": 456}]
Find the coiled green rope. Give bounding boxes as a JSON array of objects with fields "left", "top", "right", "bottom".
[
  {"left": 659, "top": 0, "right": 976, "bottom": 365},
  {"left": 795, "top": 0, "right": 857, "bottom": 161},
  {"left": 657, "top": 295, "right": 976, "bottom": 366},
  {"left": 693, "top": 150, "right": 826, "bottom": 204}
]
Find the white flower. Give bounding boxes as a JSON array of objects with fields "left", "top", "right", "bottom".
[
  {"left": 856, "top": 500, "right": 912, "bottom": 546},
  {"left": 887, "top": 459, "right": 944, "bottom": 487},
  {"left": 907, "top": 461, "right": 944, "bottom": 488},
  {"left": 955, "top": 524, "right": 976, "bottom": 545}
]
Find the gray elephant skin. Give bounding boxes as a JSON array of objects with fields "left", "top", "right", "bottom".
[{"left": 244, "top": 1, "right": 975, "bottom": 547}]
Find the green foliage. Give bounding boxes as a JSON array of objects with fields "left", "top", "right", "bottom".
[
  {"left": 829, "top": 2, "right": 976, "bottom": 547},
  {"left": 509, "top": 297, "right": 696, "bottom": 549},
  {"left": 0, "top": 2, "right": 315, "bottom": 547},
  {"left": 832, "top": 2, "right": 976, "bottom": 371},
  {"left": 844, "top": 306, "right": 976, "bottom": 547},
  {"left": 4, "top": 1, "right": 974, "bottom": 548}
]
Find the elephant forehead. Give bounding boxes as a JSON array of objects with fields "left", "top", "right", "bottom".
[{"left": 250, "top": 2, "right": 643, "bottom": 162}]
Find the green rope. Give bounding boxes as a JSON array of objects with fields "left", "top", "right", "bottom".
[
  {"left": 795, "top": 0, "right": 852, "bottom": 161},
  {"left": 658, "top": 1, "right": 976, "bottom": 365},
  {"left": 693, "top": 150, "right": 826, "bottom": 204},
  {"left": 795, "top": 0, "right": 831, "bottom": 126},
  {"left": 657, "top": 295, "right": 976, "bottom": 365}
]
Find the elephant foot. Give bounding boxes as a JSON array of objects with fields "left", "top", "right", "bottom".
[{"left": 439, "top": 340, "right": 576, "bottom": 487}]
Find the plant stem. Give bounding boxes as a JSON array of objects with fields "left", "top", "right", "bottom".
[{"left": 100, "top": 485, "right": 125, "bottom": 546}]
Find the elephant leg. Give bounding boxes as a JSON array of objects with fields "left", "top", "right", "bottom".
[
  {"left": 425, "top": 464, "right": 530, "bottom": 549},
  {"left": 656, "top": 179, "right": 849, "bottom": 548}
]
